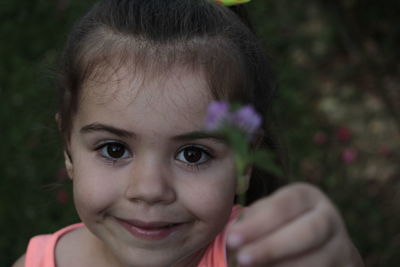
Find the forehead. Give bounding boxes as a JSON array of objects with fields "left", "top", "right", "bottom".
[{"left": 77, "top": 64, "right": 214, "bottom": 132}]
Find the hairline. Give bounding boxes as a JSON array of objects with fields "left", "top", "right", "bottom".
[{"left": 61, "top": 25, "right": 248, "bottom": 142}]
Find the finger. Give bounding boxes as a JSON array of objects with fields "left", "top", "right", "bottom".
[
  {"left": 266, "top": 234, "right": 346, "bottom": 267},
  {"left": 227, "top": 183, "right": 325, "bottom": 249},
  {"left": 235, "top": 202, "right": 338, "bottom": 266}
]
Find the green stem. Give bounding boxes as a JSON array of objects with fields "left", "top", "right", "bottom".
[
  {"left": 235, "top": 155, "right": 247, "bottom": 206},
  {"left": 237, "top": 176, "right": 247, "bottom": 205}
]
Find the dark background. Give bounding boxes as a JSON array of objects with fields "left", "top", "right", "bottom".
[{"left": 1, "top": 0, "right": 399, "bottom": 266}]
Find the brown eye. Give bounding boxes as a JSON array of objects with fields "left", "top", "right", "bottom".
[
  {"left": 107, "top": 143, "right": 125, "bottom": 158},
  {"left": 99, "top": 142, "right": 130, "bottom": 160},
  {"left": 176, "top": 145, "right": 211, "bottom": 166},
  {"left": 184, "top": 147, "right": 203, "bottom": 163}
]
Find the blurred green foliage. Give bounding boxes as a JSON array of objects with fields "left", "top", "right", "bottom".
[
  {"left": 1, "top": 0, "right": 399, "bottom": 266},
  {"left": 0, "top": 0, "right": 95, "bottom": 264}
]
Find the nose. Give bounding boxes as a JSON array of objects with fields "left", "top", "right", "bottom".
[{"left": 125, "top": 155, "right": 176, "bottom": 205}]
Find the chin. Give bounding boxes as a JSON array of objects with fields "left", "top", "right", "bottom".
[{"left": 117, "top": 254, "right": 188, "bottom": 267}]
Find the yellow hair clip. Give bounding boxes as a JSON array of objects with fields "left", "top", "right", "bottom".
[{"left": 213, "top": 0, "right": 251, "bottom": 6}]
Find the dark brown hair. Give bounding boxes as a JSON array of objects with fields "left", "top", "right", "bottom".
[{"left": 57, "top": 0, "right": 286, "bottom": 204}]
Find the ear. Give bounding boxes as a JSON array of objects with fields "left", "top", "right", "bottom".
[
  {"left": 235, "top": 167, "right": 252, "bottom": 195},
  {"left": 56, "top": 113, "right": 73, "bottom": 180},
  {"left": 64, "top": 150, "right": 74, "bottom": 180}
]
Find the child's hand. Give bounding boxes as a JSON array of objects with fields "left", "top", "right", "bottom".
[{"left": 227, "top": 183, "right": 364, "bottom": 267}]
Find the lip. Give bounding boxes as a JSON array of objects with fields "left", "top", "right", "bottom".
[{"left": 116, "top": 218, "right": 186, "bottom": 241}]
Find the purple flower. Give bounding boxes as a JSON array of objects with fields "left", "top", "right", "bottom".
[
  {"left": 205, "top": 101, "right": 230, "bottom": 130},
  {"left": 205, "top": 101, "right": 262, "bottom": 140},
  {"left": 231, "top": 105, "right": 262, "bottom": 136}
]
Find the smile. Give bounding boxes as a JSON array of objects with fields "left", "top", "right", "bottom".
[{"left": 116, "top": 218, "right": 187, "bottom": 241}]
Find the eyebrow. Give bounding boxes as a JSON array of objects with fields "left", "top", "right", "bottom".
[
  {"left": 80, "top": 123, "right": 135, "bottom": 138},
  {"left": 172, "top": 131, "right": 227, "bottom": 144},
  {"left": 80, "top": 123, "right": 226, "bottom": 143}
]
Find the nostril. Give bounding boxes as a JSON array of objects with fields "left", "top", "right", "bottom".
[
  {"left": 124, "top": 157, "right": 176, "bottom": 204},
  {"left": 125, "top": 177, "right": 176, "bottom": 204}
]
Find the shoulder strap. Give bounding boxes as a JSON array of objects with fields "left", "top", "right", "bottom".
[
  {"left": 24, "top": 223, "right": 84, "bottom": 267},
  {"left": 197, "top": 205, "right": 242, "bottom": 267},
  {"left": 25, "top": 235, "right": 53, "bottom": 267}
]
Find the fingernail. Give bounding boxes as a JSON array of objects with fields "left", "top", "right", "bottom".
[
  {"left": 238, "top": 251, "right": 253, "bottom": 266},
  {"left": 227, "top": 234, "right": 243, "bottom": 248}
]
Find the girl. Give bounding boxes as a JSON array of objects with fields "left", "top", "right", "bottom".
[{"left": 14, "top": 0, "right": 363, "bottom": 266}]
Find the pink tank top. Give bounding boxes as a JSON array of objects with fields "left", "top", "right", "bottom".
[{"left": 25, "top": 206, "right": 241, "bottom": 267}]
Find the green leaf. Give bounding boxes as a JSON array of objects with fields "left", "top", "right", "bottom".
[
  {"left": 219, "top": 126, "right": 249, "bottom": 158},
  {"left": 251, "top": 150, "right": 284, "bottom": 177}
]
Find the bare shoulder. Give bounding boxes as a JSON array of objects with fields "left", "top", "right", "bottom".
[
  {"left": 12, "top": 254, "right": 26, "bottom": 267},
  {"left": 56, "top": 226, "right": 93, "bottom": 267}
]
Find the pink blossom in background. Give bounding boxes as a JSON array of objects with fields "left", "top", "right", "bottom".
[
  {"left": 56, "top": 190, "right": 69, "bottom": 204},
  {"left": 336, "top": 126, "right": 352, "bottom": 142},
  {"left": 379, "top": 146, "right": 392, "bottom": 158},
  {"left": 313, "top": 131, "right": 327, "bottom": 145},
  {"left": 341, "top": 147, "right": 358, "bottom": 164}
]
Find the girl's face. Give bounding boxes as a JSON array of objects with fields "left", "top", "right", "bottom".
[{"left": 66, "top": 65, "right": 237, "bottom": 267}]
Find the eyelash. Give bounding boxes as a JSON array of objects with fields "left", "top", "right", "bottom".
[
  {"left": 94, "top": 141, "right": 214, "bottom": 169},
  {"left": 175, "top": 145, "right": 214, "bottom": 171},
  {"left": 95, "top": 141, "right": 131, "bottom": 164}
]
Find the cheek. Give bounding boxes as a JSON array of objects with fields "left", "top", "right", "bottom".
[
  {"left": 178, "top": 161, "right": 237, "bottom": 222},
  {"left": 72, "top": 162, "right": 121, "bottom": 219}
]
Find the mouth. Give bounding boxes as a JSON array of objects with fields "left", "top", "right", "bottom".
[{"left": 116, "top": 218, "right": 187, "bottom": 241}]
